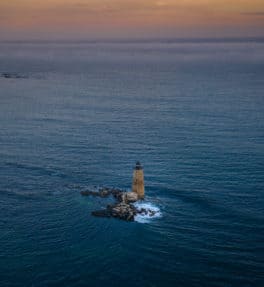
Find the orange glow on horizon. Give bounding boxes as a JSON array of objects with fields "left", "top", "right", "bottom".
[{"left": 0, "top": 0, "right": 264, "bottom": 39}]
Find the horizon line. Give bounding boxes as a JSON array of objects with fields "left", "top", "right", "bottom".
[{"left": 1, "top": 36, "right": 264, "bottom": 45}]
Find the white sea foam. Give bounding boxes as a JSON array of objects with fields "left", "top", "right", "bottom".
[{"left": 133, "top": 202, "right": 162, "bottom": 223}]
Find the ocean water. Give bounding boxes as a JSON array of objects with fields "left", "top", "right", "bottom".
[{"left": 0, "top": 40, "right": 263, "bottom": 287}]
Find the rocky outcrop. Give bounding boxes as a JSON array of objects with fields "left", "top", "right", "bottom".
[
  {"left": 91, "top": 202, "right": 136, "bottom": 221},
  {"left": 80, "top": 187, "right": 124, "bottom": 198},
  {"left": 137, "top": 207, "right": 157, "bottom": 217},
  {"left": 91, "top": 209, "right": 111, "bottom": 218},
  {"left": 1, "top": 72, "right": 27, "bottom": 79},
  {"left": 124, "top": 192, "right": 138, "bottom": 203},
  {"left": 81, "top": 187, "right": 157, "bottom": 221},
  {"left": 108, "top": 203, "right": 137, "bottom": 221}
]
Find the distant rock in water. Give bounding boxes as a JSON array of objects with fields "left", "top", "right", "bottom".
[
  {"left": 1, "top": 72, "right": 27, "bottom": 79},
  {"left": 81, "top": 187, "right": 158, "bottom": 222}
]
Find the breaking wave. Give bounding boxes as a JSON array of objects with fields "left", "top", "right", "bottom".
[{"left": 133, "top": 202, "right": 162, "bottom": 223}]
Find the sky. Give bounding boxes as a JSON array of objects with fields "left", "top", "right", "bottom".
[{"left": 0, "top": 0, "right": 264, "bottom": 40}]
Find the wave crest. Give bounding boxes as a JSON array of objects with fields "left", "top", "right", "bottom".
[{"left": 133, "top": 202, "right": 162, "bottom": 223}]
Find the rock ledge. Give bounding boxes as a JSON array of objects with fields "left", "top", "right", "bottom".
[{"left": 81, "top": 187, "right": 157, "bottom": 221}]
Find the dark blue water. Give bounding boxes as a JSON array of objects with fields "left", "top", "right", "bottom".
[{"left": 0, "top": 40, "right": 264, "bottom": 287}]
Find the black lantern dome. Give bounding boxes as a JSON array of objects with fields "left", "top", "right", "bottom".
[{"left": 135, "top": 161, "right": 143, "bottom": 170}]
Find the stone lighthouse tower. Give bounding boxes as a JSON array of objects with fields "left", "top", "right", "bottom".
[{"left": 132, "top": 161, "right": 145, "bottom": 199}]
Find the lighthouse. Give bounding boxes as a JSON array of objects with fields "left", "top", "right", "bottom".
[{"left": 132, "top": 161, "right": 145, "bottom": 199}]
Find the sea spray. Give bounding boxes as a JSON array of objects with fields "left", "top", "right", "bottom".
[{"left": 133, "top": 202, "right": 162, "bottom": 223}]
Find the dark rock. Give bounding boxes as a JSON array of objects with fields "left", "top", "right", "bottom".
[
  {"left": 1, "top": 72, "right": 27, "bottom": 79},
  {"left": 98, "top": 188, "right": 111, "bottom": 197},
  {"left": 109, "top": 202, "right": 137, "bottom": 221},
  {"left": 113, "top": 191, "right": 125, "bottom": 202},
  {"left": 81, "top": 188, "right": 125, "bottom": 200},
  {"left": 91, "top": 209, "right": 111, "bottom": 218},
  {"left": 81, "top": 190, "right": 99, "bottom": 196},
  {"left": 137, "top": 208, "right": 147, "bottom": 215},
  {"left": 91, "top": 202, "right": 137, "bottom": 221},
  {"left": 81, "top": 189, "right": 110, "bottom": 197},
  {"left": 124, "top": 192, "right": 138, "bottom": 203},
  {"left": 135, "top": 207, "right": 158, "bottom": 217}
]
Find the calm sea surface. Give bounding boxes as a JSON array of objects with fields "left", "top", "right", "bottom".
[{"left": 0, "top": 40, "right": 263, "bottom": 287}]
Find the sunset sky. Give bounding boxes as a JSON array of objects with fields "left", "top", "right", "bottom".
[{"left": 1, "top": 0, "right": 264, "bottom": 40}]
